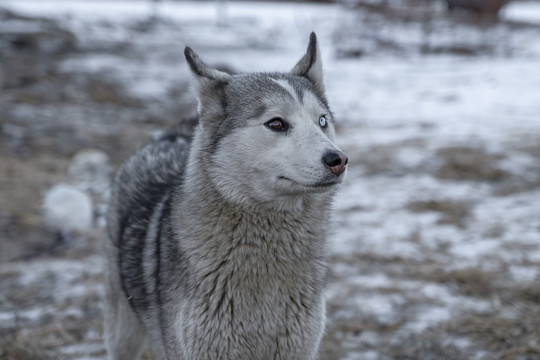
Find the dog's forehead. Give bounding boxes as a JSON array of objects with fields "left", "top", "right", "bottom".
[{"left": 227, "top": 73, "right": 327, "bottom": 113}]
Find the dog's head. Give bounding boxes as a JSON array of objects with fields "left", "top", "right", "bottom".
[{"left": 185, "top": 33, "right": 347, "bottom": 209}]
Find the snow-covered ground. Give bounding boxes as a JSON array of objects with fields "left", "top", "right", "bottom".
[{"left": 1, "top": 1, "right": 539, "bottom": 359}]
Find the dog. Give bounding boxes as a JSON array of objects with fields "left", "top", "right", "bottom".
[{"left": 104, "top": 32, "right": 348, "bottom": 360}]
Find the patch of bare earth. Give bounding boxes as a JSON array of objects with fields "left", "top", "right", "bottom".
[
  {"left": 0, "top": 9, "right": 191, "bottom": 359},
  {"left": 2, "top": 4, "right": 540, "bottom": 360}
]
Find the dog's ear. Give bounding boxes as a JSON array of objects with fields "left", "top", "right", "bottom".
[
  {"left": 291, "top": 32, "right": 325, "bottom": 95},
  {"left": 184, "top": 47, "right": 230, "bottom": 123}
]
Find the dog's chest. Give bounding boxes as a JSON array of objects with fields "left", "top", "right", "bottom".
[
  {"left": 178, "top": 250, "right": 325, "bottom": 359},
  {"left": 173, "top": 203, "right": 328, "bottom": 358}
]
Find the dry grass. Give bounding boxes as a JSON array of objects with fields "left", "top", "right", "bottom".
[
  {"left": 385, "top": 333, "right": 468, "bottom": 360},
  {"left": 344, "top": 138, "right": 426, "bottom": 177},
  {"left": 2, "top": 5, "right": 540, "bottom": 360},
  {"left": 435, "top": 146, "right": 509, "bottom": 182},
  {"left": 0, "top": 333, "right": 53, "bottom": 360},
  {"left": 431, "top": 267, "right": 497, "bottom": 298},
  {"left": 407, "top": 199, "right": 471, "bottom": 227},
  {"left": 449, "top": 305, "right": 540, "bottom": 360}
]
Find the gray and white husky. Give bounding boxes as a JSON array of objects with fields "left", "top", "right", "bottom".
[{"left": 104, "top": 33, "right": 348, "bottom": 360}]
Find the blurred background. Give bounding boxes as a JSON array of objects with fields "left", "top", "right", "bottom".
[{"left": 1, "top": 0, "right": 539, "bottom": 359}]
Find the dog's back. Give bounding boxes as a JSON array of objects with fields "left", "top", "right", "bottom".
[
  {"left": 105, "top": 123, "right": 194, "bottom": 358},
  {"left": 105, "top": 33, "right": 347, "bottom": 360},
  {"left": 107, "top": 125, "right": 190, "bottom": 306}
]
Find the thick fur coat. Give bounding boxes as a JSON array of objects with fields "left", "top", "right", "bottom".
[{"left": 104, "top": 33, "right": 348, "bottom": 360}]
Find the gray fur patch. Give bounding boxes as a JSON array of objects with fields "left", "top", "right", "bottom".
[{"left": 105, "top": 32, "right": 345, "bottom": 360}]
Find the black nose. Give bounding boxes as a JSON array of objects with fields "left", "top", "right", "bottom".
[{"left": 323, "top": 151, "right": 348, "bottom": 176}]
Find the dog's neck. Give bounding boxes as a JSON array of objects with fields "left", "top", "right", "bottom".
[
  {"left": 172, "top": 191, "right": 329, "bottom": 301},
  {"left": 174, "top": 159, "right": 332, "bottom": 254},
  {"left": 171, "top": 134, "right": 332, "bottom": 288}
]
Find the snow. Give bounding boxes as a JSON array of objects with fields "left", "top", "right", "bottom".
[
  {"left": 503, "top": 2, "right": 540, "bottom": 24},
  {"left": 68, "top": 149, "right": 112, "bottom": 196},
  {"left": 43, "top": 183, "right": 93, "bottom": 234},
  {"left": 2, "top": 0, "right": 540, "bottom": 358},
  {"left": 12, "top": 256, "right": 104, "bottom": 287}
]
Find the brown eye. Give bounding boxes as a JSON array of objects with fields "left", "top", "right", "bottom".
[{"left": 265, "top": 118, "right": 289, "bottom": 132}]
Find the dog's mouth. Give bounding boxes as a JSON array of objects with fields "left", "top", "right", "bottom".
[{"left": 278, "top": 176, "right": 340, "bottom": 189}]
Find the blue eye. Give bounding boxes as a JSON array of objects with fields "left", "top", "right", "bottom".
[{"left": 319, "top": 115, "right": 328, "bottom": 128}]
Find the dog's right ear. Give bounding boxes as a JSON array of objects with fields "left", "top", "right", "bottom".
[
  {"left": 184, "top": 47, "right": 231, "bottom": 123},
  {"left": 291, "top": 32, "right": 325, "bottom": 97}
]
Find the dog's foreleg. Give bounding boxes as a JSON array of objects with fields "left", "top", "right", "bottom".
[{"left": 104, "top": 262, "right": 147, "bottom": 360}]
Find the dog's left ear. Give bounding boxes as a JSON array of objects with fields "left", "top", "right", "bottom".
[{"left": 291, "top": 32, "right": 325, "bottom": 96}]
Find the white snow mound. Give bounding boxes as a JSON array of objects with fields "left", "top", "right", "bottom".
[{"left": 43, "top": 183, "right": 93, "bottom": 234}]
